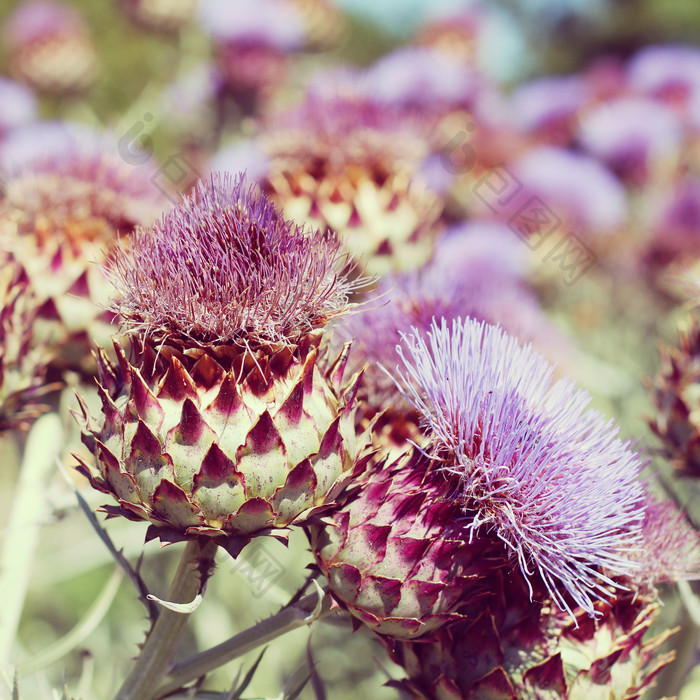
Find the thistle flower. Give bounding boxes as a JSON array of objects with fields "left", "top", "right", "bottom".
[
  {"left": 387, "top": 569, "right": 675, "bottom": 699},
  {"left": 649, "top": 318, "right": 700, "bottom": 476},
  {"left": 0, "top": 123, "right": 167, "bottom": 376},
  {"left": 339, "top": 222, "right": 569, "bottom": 456},
  {"left": 108, "top": 173, "right": 354, "bottom": 345},
  {"left": 646, "top": 177, "right": 700, "bottom": 269},
  {"left": 385, "top": 491, "right": 695, "bottom": 699},
  {"left": 3, "top": 0, "right": 98, "bottom": 95},
  {"left": 577, "top": 97, "right": 682, "bottom": 185},
  {"left": 329, "top": 319, "right": 682, "bottom": 695},
  {"left": 0, "top": 78, "right": 37, "bottom": 142},
  {"left": 364, "top": 48, "right": 483, "bottom": 117},
  {"left": 121, "top": 0, "right": 197, "bottom": 34},
  {"left": 260, "top": 87, "right": 441, "bottom": 275},
  {"left": 632, "top": 493, "right": 700, "bottom": 587},
  {"left": 308, "top": 447, "right": 505, "bottom": 639},
  {"left": 0, "top": 254, "right": 54, "bottom": 431},
  {"left": 509, "top": 75, "right": 589, "bottom": 143},
  {"left": 364, "top": 49, "right": 510, "bottom": 187},
  {"left": 393, "top": 317, "right": 647, "bottom": 619},
  {"left": 310, "top": 316, "right": 647, "bottom": 649},
  {"left": 76, "top": 172, "right": 371, "bottom": 555},
  {"left": 627, "top": 44, "right": 700, "bottom": 110},
  {"left": 506, "top": 146, "right": 628, "bottom": 235},
  {"left": 199, "top": 0, "right": 305, "bottom": 113}
]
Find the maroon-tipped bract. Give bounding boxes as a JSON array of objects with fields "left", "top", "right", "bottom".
[{"left": 76, "top": 171, "right": 371, "bottom": 553}]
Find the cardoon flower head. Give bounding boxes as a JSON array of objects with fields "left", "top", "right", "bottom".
[
  {"left": 199, "top": 0, "right": 304, "bottom": 51},
  {"left": 364, "top": 47, "right": 482, "bottom": 116},
  {"left": 2, "top": 124, "right": 165, "bottom": 238},
  {"left": 308, "top": 446, "right": 505, "bottom": 639},
  {"left": 198, "top": 0, "right": 304, "bottom": 111},
  {"left": 0, "top": 122, "right": 166, "bottom": 375},
  {"left": 340, "top": 222, "right": 568, "bottom": 456},
  {"left": 627, "top": 44, "right": 700, "bottom": 109},
  {"left": 389, "top": 570, "right": 675, "bottom": 699},
  {"left": 577, "top": 96, "right": 682, "bottom": 184},
  {"left": 108, "top": 172, "right": 355, "bottom": 346},
  {"left": 508, "top": 145, "right": 628, "bottom": 234},
  {"left": 260, "top": 86, "right": 441, "bottom": 274},
  {"left": 393, "top": 317, "right": 647, "bottom": 618},
  {"left": 632, "top": 493, "right": 700, "bottom": 587},
  {"left": 0, "top": 254, "right": 54, "bottom": 432},
  {"left": 76, "top": 172, "right": 372, "bottom": 555},
  {"left": 509, "top": 75, "right": 589, "bottom": 142},
  {"left": 3, "top": 0, "right": 98, "bottom": 95},
  {"left": 121, "top": 0, "right": 197, "bottom": 34},
  {"left": 386, "top": 493, "right": 694, "bottom": 699},
  {"left": 647, "top": 177, "right": 700, "bottom": 267},
  {"left": 0, "top": 78, "right": 37, "bottom": 141}
]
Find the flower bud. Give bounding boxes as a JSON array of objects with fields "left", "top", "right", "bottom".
[{"left": 75, "top": 172, "right": 372, "bottom": 555}]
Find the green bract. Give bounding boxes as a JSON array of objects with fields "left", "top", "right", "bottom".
[{"left": 76, "top": 334, "right": 371, "bottom": 555}]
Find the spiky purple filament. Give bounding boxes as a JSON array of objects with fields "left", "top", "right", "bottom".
[
  {"left": 393, "top": 317, "right": 647, "bottom": 619},
  {"left": 108, "top": 171, "right": 354, "bottom": 346}
]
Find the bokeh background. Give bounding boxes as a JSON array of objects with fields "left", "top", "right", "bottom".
[{"left": 2, "top": 0, "right": 700, "bottom": 698}]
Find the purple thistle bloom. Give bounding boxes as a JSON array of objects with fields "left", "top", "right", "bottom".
[
  {"left": 198, "top": 0, "right": 305, "bottom": 109},
  {"left": 509, "top": 75, "right": 589, "bottom": 137},
  {"left": 627, "top": 45, "right": 700, "bottom": 104},
  {"left": 267, "top": 86, "right": 427, "bottom": 148},
  {"left": 392, "top": 317, "right": 647, "bottom": 620},
  {"left": 512, "top": 145, "right": 628, "bottom": 233},
  {"left": 341, "top": 222, "right": 569, "bottom": 419},
  {"left": 577, "top": 96, "right": 682, "bottom": 183},
  {"left": 3, "top": 0, "right": 98, "bottom": 95},
  {"left": 198, "top": 0, "right": 305, "bottom": 51},
  {"left": 364, "top": 47, "right": 482, "bottom": 113},
  {"left": 3, "top": 0, "right": 86, "bottom": 48},
  {"left": 633, "top": 493, "right": 700, "bottom": 587},
  {"left": 1, "top": 121, "right": 167, "bottom": 231},
  {"left": 0, "top": 78, "right": 36, "bottom": 139},
  {"left": 108, "top": 171, "right": 356, "bottom": 346},
  {"left": 342, "top": 222, "right": 528, "bottom": 375},
  {"left": 649, "top": 177, "right": 700, "bottom": 262},
  {"left": 0, "top": 120, "right": 90, "bottom": 172},
  {"left": 260, "top": 81, "right": 433, "bottom": 194}
]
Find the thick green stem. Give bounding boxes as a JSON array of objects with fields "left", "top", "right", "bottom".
[
  {"left": 114, "top": 539, "right": 217, "bottom": 700},
  {"left": 154, "top": 587, "right": 331, "bottom": 698},
  {"left": 0, "top": 414, "right": 63, "bottom": 664}
]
